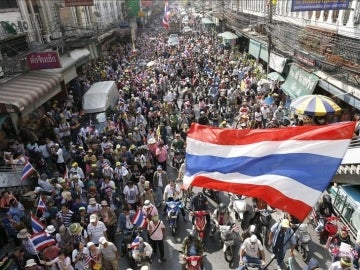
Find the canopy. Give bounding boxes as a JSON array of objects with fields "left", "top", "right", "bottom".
[
  {"left": 290, "top": 94, "right": 342, "bottom": 116},
  {"left": 218, "top": 31, "right": 238, "bottom": 40},
  {"left": 201, "top": 18, "right": 214, "bottom": 25},
  {"left": 267, "top": 71, "right": 285, "bottom": 82}
]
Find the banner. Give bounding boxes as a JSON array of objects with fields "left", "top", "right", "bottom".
[
  {"left": 64, "top": 0, "right": 94, "bottom": 7},
  {"left": 27, "top": 52, "right": 61, "bottom": 70},
  {"left": 291, "top": 0, "right": 350, "bottom": 11},
  {"left": 141, "top": 0, "right": 153, "bottom": 7}
]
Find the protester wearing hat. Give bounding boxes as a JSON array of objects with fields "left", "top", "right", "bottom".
[
  {"left": 24, "top": 259, "right": 43, "bottom": 270},
  {"left": 87, "top": 214, "right": 107, "bottom": 245},
  {"left": 71, "top": 162, "right": 85, "bottom": 179},
  {"left": 87, "top": 198, "right": 101, "bottom": 215},
  {"left": 268, "top": 219, "right": 296, "bottom": 270},
  {"left": 55, "top": 224, "right": 73, "bottom": 256},
  {"left": 140, "top": 180, "right": 155, "bottom": 207},
  {"left": 87, "top": 241, "right": 102, "bottom": 270},
  {"left": 17, "top": 229, "right": 37, "bottom": 257},
  {"left": 327, "top": 225, "right": 352, "bottom": 262},
  {"left": 238, "top": 234, "right": 266, "bottom": 270},
  {"left": 153, "top": 165, "right": 169, "bottom": 208},
  {"left": 142, "top": 199, "right": 158, "bottom": 223},
  {"left": 99, "top": 236, "right": 119, "bottom": 270},
  {"left": 69, "top": 222, "right": 88, "bottom": 246},
  {"left": 329, "top": 255, "right": 352, "bottom": 270},
  {"left": 131, "top": 236, "right": 153, "bottom": 265},
  {"left": 72, "top": 206, "right": 90, "bottom": 229},
  {"left": 99, "top": 200, "right": 117, "bottom": 242}
]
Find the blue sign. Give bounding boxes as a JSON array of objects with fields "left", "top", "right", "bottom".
[{"left": 291, "top": 0, "right": 350, "bottom": 11}]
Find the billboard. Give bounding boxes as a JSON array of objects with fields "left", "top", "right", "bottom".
[
  {"left": 64, "top": 0, "right": 94, "bottom": 7},
  {"left": 291, "top": 0, "right": 350, "bottom": 11},
  {"left": 27, "top": 52, "right": 61, "bottom": 70}
]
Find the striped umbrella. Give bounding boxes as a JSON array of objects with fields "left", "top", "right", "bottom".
[{"left": 290, "top": 94, "right": 342, "bottom": 116}]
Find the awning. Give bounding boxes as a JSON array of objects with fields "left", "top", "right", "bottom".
[
  {"left": 98, "top": 30, "right": 113, "bottom": 43},
  {"left": 259, "top": 44, "right": 268, "bottom": 62},
  {"left": 269, "top": 52, "right": 287, "bottom": 73},
  {"left": 0, "top": 71, "right": 62, "bottom": 116},
  {"left": 201, "top": 18, "right": 214, "bottom": 25},
  {"left": 314, "top": 70, "right": 360, "bottom": 109},
  {"left": 281, "top": 64, "right": 319, "bottom": 99},
  {"left": 42, "top": 55, "right": 77, "bottom": 84},
  {"left": 248, "top": 39, "right": 261, "bottom": 59},
  {"left": 69, "top": 48, "right": 90, "bottom": 67}
]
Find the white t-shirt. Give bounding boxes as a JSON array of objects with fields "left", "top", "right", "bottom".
[
  {"left": 87, "top": 221, "right": 107, "bottom": 245},
  {"left": 99, "top": 242, "right": 117, "bottom": 260},
  {"left": 56, "top": 148, "right": 64, "bottom": 163},
  {"left": 164, "top": 184, "right": 181, "bottom": 200},
  {"left": 241, "top": 237, "right": 264, "bottom": 258},
  {"left": 123, "top": 185, "right": 139, "bottom": 204}
]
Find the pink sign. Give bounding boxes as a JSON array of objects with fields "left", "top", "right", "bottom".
[{"left": 27, "top": 51, "right": 61, "bottom": 70}]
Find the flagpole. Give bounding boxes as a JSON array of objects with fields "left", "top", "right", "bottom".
[{"left": 27, "top": 235, "right": 42, "bottom": 262}]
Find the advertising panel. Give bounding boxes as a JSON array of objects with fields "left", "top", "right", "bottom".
[
  {"left": 64, "top": 0, "right": 94, "bottom": 7},
  {"left": 291, "top": 0, "right": 350, "bottom": 11},
  {"left": 27, "top": 51, "right": 61, "bottom": 70}
]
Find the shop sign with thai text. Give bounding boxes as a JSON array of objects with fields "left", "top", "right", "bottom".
[
  {"left": 26, "top": 51, "right": 61, "bottom": 70},
  {"left": 291, "top": 0, "right": 350, "bottom": 11}
]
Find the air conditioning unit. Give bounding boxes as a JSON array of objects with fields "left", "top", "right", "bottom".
[{"left": 17, "top": 20, "right": 30, "bottom": 32}]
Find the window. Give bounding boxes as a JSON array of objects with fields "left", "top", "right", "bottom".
[{"left": 0, "top": 0, "right": 17, "bottom": 9}]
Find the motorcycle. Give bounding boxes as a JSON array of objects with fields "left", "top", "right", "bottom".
[
  {"left": 202, "top": 188, "right": 220, "bottom": 204},
  {"left": 121, "top": 227, "right": 142, "bottom": 267},
  {"left": 132, "top": 246, "right": 152, "bottom": 270},
  {"left": 179, "top": 254, "right": 205, "bottom": 270},
  {"left": 229, "top": 194, "right": 251, "bottom": 225},
  {"left": 191, "top": 210, "right": 208, "bottom": 243},
  {"left": 294, "top": 223, "right": 311, "bottom": 262},
  {"left": 219, "top": 224, "right": 240, "bottom": 267},
  {"left": 166, "top": 200, "right": 184, "bottom": 236}
]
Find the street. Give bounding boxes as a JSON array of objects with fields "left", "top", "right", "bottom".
[{"left": 117, "top": 182, "right": 333, "bottom": 270}]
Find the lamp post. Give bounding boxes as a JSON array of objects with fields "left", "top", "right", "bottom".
[{"left": 267, "top": 0, "right": 274, "bottom": 76}]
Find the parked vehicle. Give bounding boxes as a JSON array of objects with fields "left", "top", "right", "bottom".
[
  {"left": 166, "top": 200, "right": 184, "bottom": 236},
  {"left": 229, "top": 194, "right": 251, "bottom": 225},
  {"left": 219, "top": 224, "right": 240, "bottom": 267},
  {"left": 294, "top": 223, "right": 311, "bottom": 262}
]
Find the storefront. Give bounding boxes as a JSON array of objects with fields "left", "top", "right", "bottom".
[
  {"left": 42, "top": 55, "right": 78, "bottom": 84},
  {"left": 281, "top": 63, "right": 319, "bottom": 99},
  {"left": 0, "top": 70, "right": 63, "bottom": 132}
]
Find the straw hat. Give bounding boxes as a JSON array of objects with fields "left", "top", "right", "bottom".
[
  {"left": 17, "top": 229, "right": 31, "bottom": 239},
  {"left": 69, "top": 223, "right": 82, "bottom": 235}
]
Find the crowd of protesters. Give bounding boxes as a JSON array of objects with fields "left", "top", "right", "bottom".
[{"left": 0, "top": 9, "right": 308, "bottom": 270}]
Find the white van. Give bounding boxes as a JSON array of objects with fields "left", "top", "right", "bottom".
[{"left": 82, "top": 81, "right": 118, "bottom": 132}]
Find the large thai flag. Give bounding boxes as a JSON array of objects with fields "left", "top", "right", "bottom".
[
  {"left": 21, "top": 161, "right": 36, "bottom": 181},
  {"left": 162, "top": 1, "right": 170, "bottom": 29},
  {"left": 30, "top": 231, "right": 56, "bottom": 252},
  {"left": 31, "top": 213, "right": 45, "bottom": 233},
  {"left": 131, "top": 209, "right": 147, "bottom": 229},
  {"left": 184, "top": 122, "right": 355, "bottom": 221}
]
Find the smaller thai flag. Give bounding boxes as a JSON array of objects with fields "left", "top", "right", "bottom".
[
  {"left": 83, "top": 254, "right": 92, "bottom": 266},
  {"left": 31, "top": 213, "right": 45, "bottom": 233},
  {"left": 63, "top": 166, "right": 69, "bottom": 181},
  {"left": 21, "top": 161, "right": 35, "bottom": 181},
  {"left": 131, "top": 209, "right": 147, "bottom": 229},
  {"left": 30, "top": 231, "right": 56, "bottom": 252},
  {"left": 37, "top": 198, "right": 46, "bottom": 214},
  {"left": 131, "top": 236, "right": 141, "bottom": 248}
]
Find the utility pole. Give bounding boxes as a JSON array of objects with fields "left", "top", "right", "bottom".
[{"left": 267, "top": 0, "right": 273, "bottom": 76}]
